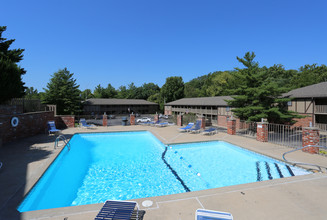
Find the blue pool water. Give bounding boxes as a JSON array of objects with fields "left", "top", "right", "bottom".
[{"left": 18, "top": 131, "right": 310, "bottom": 212}]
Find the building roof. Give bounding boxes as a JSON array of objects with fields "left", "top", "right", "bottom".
[
  {"left": 84, "top": 98, "right": 158, "bottom": 106},
  {"left": 283, "top": 82, "right": 327, "bottom": 98},
  {"left": 165, "top": 96, "right": 233, "bottom": 106}
]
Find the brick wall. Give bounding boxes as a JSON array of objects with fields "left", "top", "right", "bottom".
[
  {"left": 218, "top": 115, "right": 228, "bottom": 127},
  {"left": 0, "top": 111, "right": 54, "bottom": 144},
  {"left": 55, "top": 115, "right": 75, "bottom": 129},
  {"left": 0, "top": 105, "right": 23, "bottom": 115},
  {"left": 292, "top": 114, "right": 313, "bottom": 128}
]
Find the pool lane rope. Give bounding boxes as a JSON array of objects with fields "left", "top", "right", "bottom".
[
  {"left": 161, "top": 147, "right": 190, "bottom": 192},
  {"left": 169, "top": 147, "right": 211, "bottom": 188}
]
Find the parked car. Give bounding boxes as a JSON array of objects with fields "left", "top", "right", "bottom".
[
  {"left": 136, "top": 117, "right": 151, "bottom": 123},
  {"left": 159, "top": 114, "right": 169, "bottom": 119}
]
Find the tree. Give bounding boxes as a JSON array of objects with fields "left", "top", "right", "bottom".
[
  {"left": 81, "top": 89, "right": 94, "bottom": 100},
  {"left": 226, "top": 52, "right": 300, "bottom": 123},
  {"left": 161, "top": 76, "right": 184, "bottom": 103},
  {"left": 43, "top": 68, "right": 82, "bottom": 115},
  {"left": 0, "top": 26, "right": 26, "bottom": 103},
  {"left": 139, "top": 83, "right": 160, "bottom": 100},
  {"left": 24, "top": 87, "right": 40, "bottom": 99},
  {"left": 204, "top": 71, "right": 236, "bottom": 97},
  {"left": 184, "top": 75, "right": 208, "bottom": 98},
  {"left": 290, "top": 64, "right": 327, "bottom": 89}
]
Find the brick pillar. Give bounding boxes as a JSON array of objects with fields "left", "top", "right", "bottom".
[
  {"left": 130, "top": 114, "right": 135, "bottom": 125},
  {"left": 198, "top": 116, "right": 206, "bottom": 129},
  {"left": 177, "top": 115, "right": 183, "bottom": 126},
  {"left": 302, "top": 127, "right": 320, "bottom": 154},
  {"left": 256, "top": 122, "right": 268, "bottom": 142},
  {"left": 102, "top": 113, "right": 108, "bottom": 126},
  {"left": 227, "top": 119, "right": 236, "bottom": 135},
  {"left": 154, "top": 113, "right": 159, "bottom": 122}
]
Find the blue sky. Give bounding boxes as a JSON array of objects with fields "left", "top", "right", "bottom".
[{"left": 2, "top": 0, "right": 327, "bottom": 92}]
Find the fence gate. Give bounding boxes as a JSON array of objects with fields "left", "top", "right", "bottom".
[{"left": 236, "top": 121, "right": 257, "bottom": 139}]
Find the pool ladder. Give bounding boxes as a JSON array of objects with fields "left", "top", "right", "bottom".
[
  {"left": 282, "top": 145, "right": 327, "bottom": 172},
  {"left": 54, "top": 135, "right": 71, "bottom": 150}
]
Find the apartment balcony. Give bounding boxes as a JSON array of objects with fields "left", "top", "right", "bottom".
[{"left": 315, "top": 105, "right": 327, "bottom": 114}]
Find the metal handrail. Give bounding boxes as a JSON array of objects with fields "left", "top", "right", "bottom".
[
  {"left": 54, "top": 135, "right": 70, "bottom": 150},
  {"left": 282, "top": 145, "right": 327, "bottom": 172}
]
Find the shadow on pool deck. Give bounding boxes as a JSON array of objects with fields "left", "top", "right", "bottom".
[
  {"left": 0, "top": 134, "right": 73, "bottom": 220},
  {"left": 1, "top": 125, "right": 327, "bottom": 220}
]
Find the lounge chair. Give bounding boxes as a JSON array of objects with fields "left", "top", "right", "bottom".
[
  {"left": 79, "top": 118, "right": 96, "bottom": 128},
  {"left": 189, "top": 120, "right": 202, "bottom": 133},
  {"left": 196, "top": 209, "right": 233, "bottom": 220},
  {"left": 94, "top": 200, "right": 139, "bottom": 220},
  {"left": 155, "top": 122, "right": 168, "bottom": 127},
  {"left": 179, "top": 122, "right": 194, "bottom": 132},
  {"left": 47, "top": 121, "right": 60, "bottom": 135},
  {"left": 202, "top": 127, "right": 217, "bottom": 135}
]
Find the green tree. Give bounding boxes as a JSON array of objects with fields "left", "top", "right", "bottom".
[
  {"left": 184, "top": 75, "right": 208, "bottom": 98},
  {"left": 204, "top": 71, "right": 236, "bottom": 96},
  {"left": 161, "top": 76, "right": 184, "bottom": 103},
  {"left": 290, "top": 64, "right": 327, "bottom": 89},
  {"left": 117, "top": 85, "right": 128, "bottom": 98},
  {"left": 227, "top": 52, "right": 300, "bottom": 123},
  {"left": 81, "top": 89, "right": 94, "bottom": 100},
  {"left": 43, "top": 68, "right": 82, "bottom": 115},
  {"left": 24, "top": 87, "right": 40, "bottom": 99},
  {"left": 93, "top": 84, "right": 105, "bottom": 98},
  {"left": 139, "top": 83, "right": 160, "bottom": 100},
  {"left": 0, "top": 26, "right": 26, "bottom": 103}
]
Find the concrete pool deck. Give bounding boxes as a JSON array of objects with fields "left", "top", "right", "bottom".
[{"left": 0, "top": 125, "right": 327, "bottom": 219}]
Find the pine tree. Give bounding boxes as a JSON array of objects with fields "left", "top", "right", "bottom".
[
  {"left": 0, "top": 26, "right": 26, "bottom": 103},
  {"left": 43, "top": 68, "right": 82, "bottom": 115},
  {"left": 227, "top": 52, "right": 301, "bottom": 123}
]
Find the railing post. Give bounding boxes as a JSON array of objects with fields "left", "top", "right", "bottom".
[
  {"left": 130, "top": 113, "right": 135, "bottom": 125},
  {"left": 177, "top": 114, "right": 183, "bottom": 126},
  {"left": 302, "top": 127, "right": 320, "bottom": 154},
  {"left": 102, "top": 113, "right": 108, "bottom": 127},
  {"left": 256, "top": 122, "right": 268, "bottom": 142},
  {"left": 227, "top": 119, "right": 236, "bottom": 135}
]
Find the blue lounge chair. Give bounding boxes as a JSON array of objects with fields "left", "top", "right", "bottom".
[
  {"left": 47, "top": 121, "right": 60, "bottom": 135},
  {"left": 202, "top": 127, "right": 217, "bottom": 135},
  {"left": 196, "top": 209, "right": 233, "bottom": 220},
  {"left": 155, "top": 122, "right": 168, "bottom": 127},
  {"left": 189, "top": 120, "right": 202, "bottom": 133},
  {"left": 94, "top": 200, "right": 138, "bottom": 220},
  {"left": 179, "top": 122, "right": 194, "bottom": 132},
  {"left": 80, "top": 118, "right": 96, "bottom": 128}
]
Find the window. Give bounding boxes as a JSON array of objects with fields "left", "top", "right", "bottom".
[{"left": 287, "top": 101, "right": 292, "bottom": 106}]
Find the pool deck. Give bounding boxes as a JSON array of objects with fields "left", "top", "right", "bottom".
[{"left": 1, "top": 125, "right": 327, "bottom": 220}]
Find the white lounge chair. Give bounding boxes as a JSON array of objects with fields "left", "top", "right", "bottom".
[{"left": 196, "top": 209, "right": 233, "bottom": 220}]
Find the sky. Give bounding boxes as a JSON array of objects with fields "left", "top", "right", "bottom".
[{"left": 1, "top": 0, "right": 327, "bottom": 92}]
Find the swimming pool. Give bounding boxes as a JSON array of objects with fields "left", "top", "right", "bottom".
[{"left": 18, "top": 131, "right": 310, "bottom": 212}]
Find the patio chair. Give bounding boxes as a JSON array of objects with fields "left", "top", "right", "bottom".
[
  {"left": 195, "top": 209, "right": 233, "bottom": 220},
  {"left": 189, "top": 120, "right": 202, "bottom": 133},
  {"left": 202, "top": 127, "right": 217, "bottom": 135},
  {"left": 179, "top": 122, "right": 194, "bottom": 132},
  {"left": 79, "top": 118, "right": 96, "bottom": 128},
  {"left": 47, "top": 121, "right": 60, "bottom": 135},
  {"left": 94, "top": 200, "right": 139, "bottom": 220}
]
